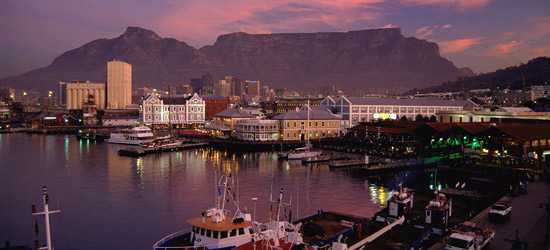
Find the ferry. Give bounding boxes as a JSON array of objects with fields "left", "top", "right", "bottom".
[
  {"left": 106, "top": 126, "right": 154, "bottom": 145},
  {"left": 153, "top": 175, "right": 254, "bottom": 250}
]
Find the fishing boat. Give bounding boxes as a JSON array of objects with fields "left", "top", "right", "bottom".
[
  {"left": 235, "top": 188, "right": 309, "bottom": 250},
  {"left": 153, "top": 175, "right": 254, "bottom": 250},
  {"left": 107, "top": 126, "right": 155, "bottom": 145}
]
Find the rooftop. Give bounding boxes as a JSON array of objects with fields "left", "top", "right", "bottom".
[
  {"left": 213, "top": 108, "right": 257, "bottom": 118},
  {"left": 343, "top": 97, "right": 469, "bottom": 107},
  {"left": 272, "top": 108, "right": 341, "bottom": 120}
]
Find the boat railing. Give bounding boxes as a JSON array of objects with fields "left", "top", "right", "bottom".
[{"left": 153, "top": 247, "right": 205, "bottom": 250}]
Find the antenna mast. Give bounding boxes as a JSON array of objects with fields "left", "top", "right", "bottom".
[{"left": 32, "top": 186, "right": 61, "bottom": 250}]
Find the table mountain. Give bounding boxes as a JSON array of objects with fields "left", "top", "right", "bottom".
[{"left": 1, "top": 26, "right": 465, "bottom": 93}]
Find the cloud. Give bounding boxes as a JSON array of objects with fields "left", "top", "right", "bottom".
[
  {"left": 401, "top": 0, "right": 492, "bottom": 9},
  {"left": 156, "top": 0, "right": 386, "bottom": 47},
  {"left": 382, "top": 24, "right": 400, "bottom": 28},
  {"left": 415, "top": 24, "right": 452, "bottom": 39},
  {"left": 488, "top": 40, "right": 522, "bottom": 56},
  {"left": 439, "top": 38, "right": 483, "bottom": 54}
]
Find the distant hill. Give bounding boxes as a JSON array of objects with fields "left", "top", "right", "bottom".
[
  {"left": 0, "top": 26, "right": 466, "bottom": 93},
  {"left": 410, "top": 57, "right": 550, "bottom": 94}
]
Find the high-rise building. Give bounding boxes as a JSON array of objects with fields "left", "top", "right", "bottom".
[
  {"left": 245, "top": 80, "right": 261, "bottom": 97},
  {"left": 59, "top": 81, "right": 106, "bottom": 110},
  {"left": 107, "top": 60, "right": 132, "bottom": 109},
  {"left": 216, "top": 78, "right": 232, "bottom": 97}
]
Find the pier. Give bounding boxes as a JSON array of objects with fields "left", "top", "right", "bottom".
[{"left": 118, "top": 142, "right": 209, "bottom": 157}]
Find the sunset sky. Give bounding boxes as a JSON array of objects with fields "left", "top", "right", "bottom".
[{"left": 2, "top": 0, "right": 549, "bottom": 78}]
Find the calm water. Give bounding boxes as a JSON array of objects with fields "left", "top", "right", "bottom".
[{"left": 0, "top": 133, "right": 396, "bottom": 250}]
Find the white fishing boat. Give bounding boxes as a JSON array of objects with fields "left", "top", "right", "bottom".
[
  {"left": 107, "top": 126, "right": 155, "bottom": 145},
  {"left": 153, "top": 175, "right": 254, "bottom": 250}
]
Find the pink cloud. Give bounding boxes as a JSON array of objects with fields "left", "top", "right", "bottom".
[
  {"left": 439, "top": 37, "right": 483, "bottom": 54},
  {"left": 155, "top": 0, "right": 386, "bottom": 47},
  {"left": 402, "top": 0, "right": 491, "bottom": 9},
  {"left": 382, "top": 24, "right": 400, "bottom": 28},
  {"left": 489, "top": 40, "right": 522, "bottom": 56},
  {"left": 415, "top": 24, "right": 452, "bottom": 39}
]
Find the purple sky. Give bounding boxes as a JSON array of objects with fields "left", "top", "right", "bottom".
[{"left": 1, "top": 0, "right": 549, "bottom": 78}]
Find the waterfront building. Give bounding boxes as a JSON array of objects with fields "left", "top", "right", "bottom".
[
  {"left": 203, "top": 96, "right": 230, "bottom": 120},
  {"left": 212, "top": 108, "right": 259, "bottom": 130},
  {"left": 274, "top": 97, "right": 324, "bottom": 114},
  {"left": 101, "top": 109, "right": 140, "bottom": 127},
  {"left": 493, "top": 88, "right": 529, "bottom": 106},
  {"left": 0, "top": 101, "right": 10, "bottom": 121},
  {"left": 107, "top": 60, "right": 132, "bottom": 109},
  {"left": 272, "top": 107, "right": 342, "bottom": 141},
  {"left": 324, "top": 96, "right": 470, "bottom": 127},
  {"left": 142, "top": 93, "right": 205, "bottom": 126},
  {"left": 529, "top": 85, "right": 550, "bottom": 101},
  {"left": 437, "top": 108, "right": 550, "bottom": 123},
  {"left": 235, "top": 119, "right": 280, "bottom": 141},
  {"left": 59, "top": 81, "right": 106, "bottom": 110}
]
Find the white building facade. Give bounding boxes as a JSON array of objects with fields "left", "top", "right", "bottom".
[
  {"left": 142, "top": 93, "right": 205, "bottom": 125},
  {"left": 235, "top": 119, "right": 279, "bottom": 141},
  {"left": 323, "top": 96, "right": 469, "bottom": 127}
]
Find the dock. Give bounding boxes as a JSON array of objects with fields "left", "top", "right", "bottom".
[
  {"left": 118, "top": 142, "right": 208, "bottom": 157},
  {"left": 328, "top": 158, "right": 429, "bottom": 174},
  {"left": 301, "top": 155, "right": 350, "bottom": 164}
]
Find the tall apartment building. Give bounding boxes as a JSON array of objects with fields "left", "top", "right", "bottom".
[
  {"left": 107, "top": 60, "right": 132, "bottom": 109},
  {"left": 216, "top": 78, "right": 232, "bottom": 97},
  {"left": 59, "top": 81, "right": 106, "bottom": 110},
  {"left": 245, "top": 80, "right": 261, "bottom": 97}
]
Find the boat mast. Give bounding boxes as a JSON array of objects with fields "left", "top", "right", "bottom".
[
  {"left": 32, "top": 186, "right": 61, "bottom": 250},
  {"left": 306, "top": 99, "right": 310, "bottom": 144}
]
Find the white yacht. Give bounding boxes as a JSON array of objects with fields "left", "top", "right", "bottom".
[
  {"left": 107, "top": 126, "right": 155, "bottom": 145},
  {"left": 287, "top": 142, "right": 322, "bottom": 160},
  {"left": 286, "top": 100, "right": 322, "bottom": 160}
]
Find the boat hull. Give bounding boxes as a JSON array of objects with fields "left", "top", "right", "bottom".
[{"left": 287, "top": 151, "right": 322, "bottom": 160}]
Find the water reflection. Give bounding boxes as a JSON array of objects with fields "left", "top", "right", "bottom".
[{"left": 2, "top": 134, "right": 397, "bottom": 250}]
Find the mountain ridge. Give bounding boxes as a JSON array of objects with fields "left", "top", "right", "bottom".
[{"left": 1, "top": 26, "right": 467, "bottom": 93}]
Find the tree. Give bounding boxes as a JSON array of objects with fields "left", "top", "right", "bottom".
[
  {"left": 415, "top": 114, "right": 424, "bottom": 122},
  {"left": 429, "top": 115, "right": 437, "bottom": 122}
]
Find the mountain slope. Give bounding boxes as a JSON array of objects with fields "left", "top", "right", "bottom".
[
  {"left": 1, "top": 26, "right": 465, "bottom": 93},
  {"left": 412, "top": 57, "right": 550, "bottom": 93}
]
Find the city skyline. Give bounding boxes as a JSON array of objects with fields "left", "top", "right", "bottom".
[{"left": 2, "top": 0, "right": 550, "bottom": 80}]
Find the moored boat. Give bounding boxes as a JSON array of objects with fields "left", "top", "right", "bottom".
[
  {"left": 107, "top": 126, "right": 154, "bottom": 145},
  {"left": 153, "top": 175, "right": 253, "bottom": 250}
]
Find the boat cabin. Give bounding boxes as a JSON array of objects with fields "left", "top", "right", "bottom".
[
  {"left": 188, "top": 215, "right": 253, "bottom": 249},
  {"left": 425, "top": 193, "right": 452, "bottom": 234}
]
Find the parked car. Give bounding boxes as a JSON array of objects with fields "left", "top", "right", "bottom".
[{"left": 488, "top": 202, "right": 512, "bottom": 221}]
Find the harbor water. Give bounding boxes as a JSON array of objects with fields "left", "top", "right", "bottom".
[{"left": 1, "top": 133, "right": 400, "bottom": 250}]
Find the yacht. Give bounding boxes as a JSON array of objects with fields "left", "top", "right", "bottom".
[
  {"left": 106, "top": 126, "right": 155, "bottom": 145},
  {"left": 287, "top": 142, "right": 322, "bottom": 160},
  {"left": 153, "top": 175, "right": 254, "bottom": 250},
  {"left": 286, "top": 100, "right": 322, "bottom": 160}
]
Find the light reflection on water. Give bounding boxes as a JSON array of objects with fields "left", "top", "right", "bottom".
[{"left": 1, "top": 134, "right": 395, "bottom": 250}]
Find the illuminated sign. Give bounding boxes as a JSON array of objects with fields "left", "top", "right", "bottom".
[{"left": 373, "top": 113, "right": 397, "bottom": 120}]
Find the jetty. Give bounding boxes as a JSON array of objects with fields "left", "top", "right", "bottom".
[
  {"left": 118, "top": 142, "right": 208, "bottom": 157},
  {"left": 301, "top": 155, "right": 350, "bottom": 164}
]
